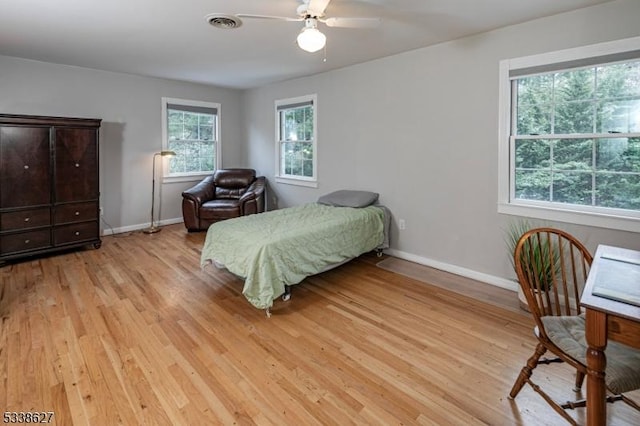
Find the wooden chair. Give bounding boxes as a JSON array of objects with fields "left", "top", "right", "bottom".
[{"left": 509, "top": 227, "right": 640, "bottom": 425}]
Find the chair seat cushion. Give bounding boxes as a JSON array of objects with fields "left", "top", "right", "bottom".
[
  {"left": 200, "top": 199, "right": 240, "bottom": 220},
  {"left": 542, "top": 314, "right": 640, "bottom": 394}
]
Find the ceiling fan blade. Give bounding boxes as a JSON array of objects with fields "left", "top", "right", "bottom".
[
  {"left": 323, "top": 17, "right": 382, "bottom": 28},
  {"left": 236, "top": 14, "right": 302, "bottom": 22},
  {"left": 307, "top": 0, "right": 332, "bottom": 17}
]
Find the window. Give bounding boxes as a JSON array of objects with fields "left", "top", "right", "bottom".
[
  {"left": 275, "top": 94, "right": 317, "bottom": 187},
  {"left": 498, "top": 37, "right": 640, "bottom": 232},
  {"left": 161, "top": 97, "right": 220, "bottom": 181}
]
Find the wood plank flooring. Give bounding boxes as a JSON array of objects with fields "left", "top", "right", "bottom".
[{"left": 1, "top": 223, "right": 638, "bottom": 425}]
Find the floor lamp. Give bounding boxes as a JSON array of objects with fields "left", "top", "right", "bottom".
[{"left": 143, "top": 150, "right": 176, "bottom": 234}]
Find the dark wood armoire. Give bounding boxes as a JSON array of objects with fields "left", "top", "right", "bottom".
[{"left": 0, "top": 114, "right": 101, "bottom": 262}]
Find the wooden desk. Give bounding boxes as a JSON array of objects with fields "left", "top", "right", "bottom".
[{"left": 581, "top": 244, "right": 640, "bottom": 426}]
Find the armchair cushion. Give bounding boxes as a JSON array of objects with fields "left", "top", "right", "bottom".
[
  {"left": 214, "top": 169, "right": 257, "bottom": 199},
  {"left": 200, "top": 199, "right": 241, "bottom": 221}
]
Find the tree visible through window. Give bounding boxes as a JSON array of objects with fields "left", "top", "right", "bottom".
[
  {"left": 162, "top": 98, "right": 219, "bottom": 178},
  {"left": 513, "top": 61, "right": 640, "bottom": 211},
  {"left": 275, "top": 95, "right": 317, "bottom": 185}
]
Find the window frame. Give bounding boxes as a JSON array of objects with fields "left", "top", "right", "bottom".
[
  {"left": 498, "top": 36, "right": 640, "bottom": 233},
  {"left": 274, "top": 94, "right": 318, "bottom": 188},
  {"left": 161, "top": 97, "right": 221, "bottom": 183}
]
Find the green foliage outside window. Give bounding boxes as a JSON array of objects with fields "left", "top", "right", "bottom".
[
  {"left": 167, "top": 109, "right": 216, "bottom": 175},
  {"left": 279, "top": 104, "right": 314, "bottom": 178},
  {"left": 514, "top": 61, "right": 640, "bottom": 211}
]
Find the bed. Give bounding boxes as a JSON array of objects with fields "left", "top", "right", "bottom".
[{"left": 200, "top": 190, "right": 389, "bottom": 315}]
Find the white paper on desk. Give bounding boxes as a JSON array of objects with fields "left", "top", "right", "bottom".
[{"left": 592, "top": 257, "right": 640, "bottom": 307}]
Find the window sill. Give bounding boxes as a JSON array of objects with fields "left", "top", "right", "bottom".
[
  {"left": 162, "top": 173, "right": 212, "bottom": 184},
  {"left": 275, "top": 176, "right": 318, "bottom": 188},
  {"left": 498, "top": 202, "right": 640, "bottom": 233}
]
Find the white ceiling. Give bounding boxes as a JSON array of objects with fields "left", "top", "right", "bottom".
[{"left": 0, "top": 0, "right": 614, "bottom": 89}]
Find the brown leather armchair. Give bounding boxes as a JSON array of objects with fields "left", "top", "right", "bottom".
[{"left": 181, "top": 168, "right": 266, "bottom": 232}]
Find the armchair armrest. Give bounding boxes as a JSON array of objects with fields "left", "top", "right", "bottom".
[
  {"left": 239, "top": 176, "right": 266, "bottom": 215},
  {"left": 182, "top": 175, "right": 216, "bottom": 231},
  {"left": 182, "top": 175, "right": 216, "bottom": 206}
]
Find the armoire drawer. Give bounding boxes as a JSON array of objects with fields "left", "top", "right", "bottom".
[
  {"left": 54, "top": 222, "right": 98, "bottom": 245},
  {"left": 55, "top": 202, "right": 98, "bottom": 224},
  {"left": 0, "top": 229, "right": 52, "bottom": 255},
  {"left": 0, "top": 208, "right": 51, "bottom": 231}
]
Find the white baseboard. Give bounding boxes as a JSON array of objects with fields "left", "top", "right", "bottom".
[
  {"left": 100, "top": 217, "right": 184, "bottom": 236},
  {"left": 384, "top": 248, "right": 519, "bottom": 293},
  {"left": 98, "top": 222, "right": 517, "bottom": 294}
]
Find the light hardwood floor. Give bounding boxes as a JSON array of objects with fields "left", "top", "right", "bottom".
[{"left": 1, "top": 223, "right": 638, "bottom": 425}]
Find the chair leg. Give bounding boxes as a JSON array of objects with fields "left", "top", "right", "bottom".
[
  {"left": 573, "top": 371, "right": 585, "bottom": 392},
  {"left": 509, "top": 342, "right": 547, "bottom": 399},
  {"left": 621, "top": 394, "right": 640, "bottom": 411},
  {"left": 530, "top": 381, "right": 579, "bottom": 426}
]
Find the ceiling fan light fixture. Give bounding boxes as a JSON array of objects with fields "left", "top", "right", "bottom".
[{"left": 296, "top": 19, "right": 326, "bottom": 53}]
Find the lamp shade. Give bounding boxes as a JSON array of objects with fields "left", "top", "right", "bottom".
[{"left": 297, "top": 26, "right": 326, "bottom": 53}]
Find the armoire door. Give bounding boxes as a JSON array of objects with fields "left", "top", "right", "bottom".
[
  {"left": 0, "top": 126, "right": 51, "bottom": 208},
  {"left": 55, "top": 127, "right": 98, "bottom": 203}
]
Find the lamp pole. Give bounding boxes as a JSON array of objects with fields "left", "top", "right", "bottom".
[{"left": 143, "top": 150, "right": 176, "bottom": 234}]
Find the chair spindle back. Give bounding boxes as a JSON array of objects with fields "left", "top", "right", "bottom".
[{"left": 514, "top": 228, "right": 593, "bottom": 323}]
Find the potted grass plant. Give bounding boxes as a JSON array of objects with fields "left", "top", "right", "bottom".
[{"left": 505, "top": 220, "right": 561, "bottom": 311}]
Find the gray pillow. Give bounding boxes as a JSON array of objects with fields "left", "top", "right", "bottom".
[{"left": 317, "top": 190, "right": 379, "bottom": 208}]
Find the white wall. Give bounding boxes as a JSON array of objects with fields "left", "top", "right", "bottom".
[
  {"left": 243, "top": 0, "right": 640, "bottom": 288},
  {"left": 1, "top": 0, "right": 638, "bottom": 289},
  {"left": 0, "top": 56, "right": 244, "bottom": 232}
]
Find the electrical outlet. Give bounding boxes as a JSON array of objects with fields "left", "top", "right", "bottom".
[
  {"left": 399, "top": 219, "right": 406, "bottom": 230},
  {"left": 99, "top": 207, "right": 104, "bottom": 216}
]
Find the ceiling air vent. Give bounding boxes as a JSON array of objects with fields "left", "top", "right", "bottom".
[{"left": 206, "top": 14, "right": 243, "bottom": 29}]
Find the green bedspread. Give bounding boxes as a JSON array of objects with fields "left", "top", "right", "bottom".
[{"left": 200, "top": 202, "right": 385, "bottom": 309}]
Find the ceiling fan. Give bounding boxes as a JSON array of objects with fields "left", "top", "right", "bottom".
[{"left": 234, "top": 0, "right": 382, "bottom": 53}]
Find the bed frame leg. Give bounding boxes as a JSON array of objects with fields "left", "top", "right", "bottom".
[{"left": 282, "top": 285, "right": 291, "bottom": 301}]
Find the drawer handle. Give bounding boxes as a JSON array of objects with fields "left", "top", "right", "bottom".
[
  {"left": 75, "top": 231, "right": 80, "bottom": 236},
  {"left": 24, "top": 217, "right": 30, "bottom": 222},
  {"left": 24, "top": 239, "right": 30, "bottom": 244},
  {"left": 75, "top": 211, "right": 80, "bottom": 216},
  {"left": 75, "top": 163, "right": 80, "bottom": 168},
  {"left": 24, "top": 165, "right": 29, "bottom": 170}
]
